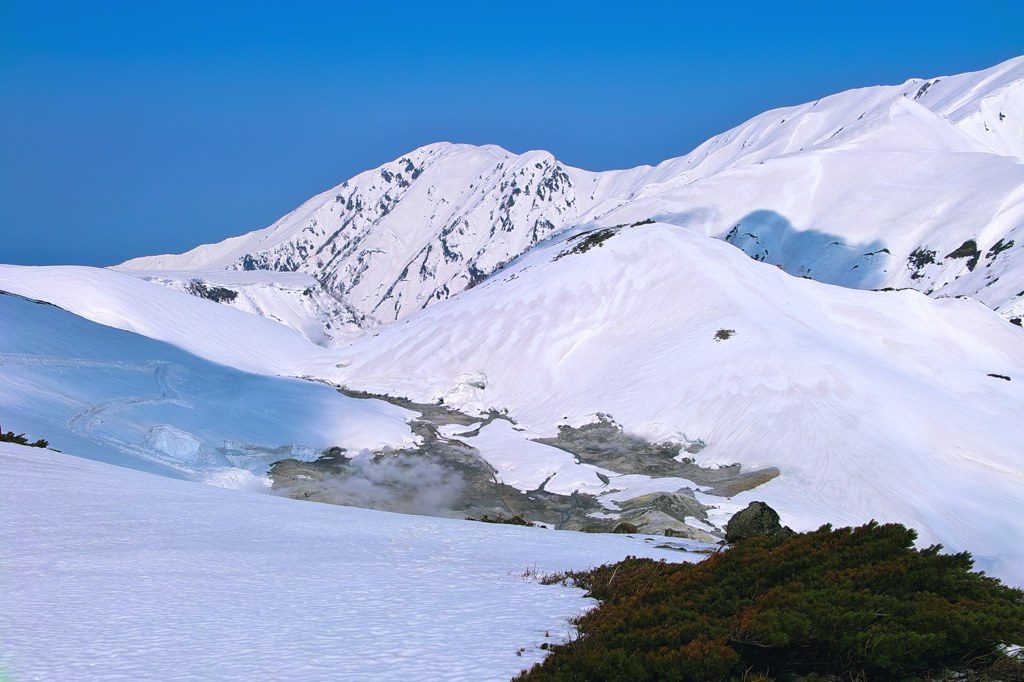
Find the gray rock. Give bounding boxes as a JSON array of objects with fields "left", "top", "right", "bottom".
[{"left": 725, "top": 501, "right": 794, "bottom": 543}]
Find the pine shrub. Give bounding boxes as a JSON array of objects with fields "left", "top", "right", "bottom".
[
  {"left": 517, "top": 522, "right": 1024, "bottom": 681},
  {"left": 1, "top": 426, "right": 48, "bottom": 449}
]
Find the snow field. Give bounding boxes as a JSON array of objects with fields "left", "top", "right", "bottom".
[
  {"left": 0, "top": 444, "right": 701, "bottom": 682},
  {"left": 0, "top": 265, "right": 334, "bottom": 377}
]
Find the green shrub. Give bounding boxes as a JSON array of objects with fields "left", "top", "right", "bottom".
[
  {"left": 468, "top": 514, "right": 536, "bottom": 527},
  {"left": 516, "top": 522, "right": 1024, "bottom": 681},
  {"left": 554, "top": 228, "right": 619, "bottom": 260},
  {"left": 1, "top": 425, "right": 48, "bottom": 449}
]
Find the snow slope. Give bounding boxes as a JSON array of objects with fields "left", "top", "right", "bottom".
[
  {"left": 0, "top": 443, "right": 701, "bottom": 681},
  {"left": 119, "top": 57, "right": 1024, "bottom": 325},
  {"left": 334, "top": 222, "right": 1024, "bottom": 584},
  {"left": 0, "top": 265, "right": 335, "bottom": 377},
  {"left": 0, "top": 278, "right": 712, "bottom": 522},
  {"left": 133, "top": 269, "right": 364, "bottom": 345},
  {"left": 0, "top": 290, "right": 413, "bottom": 480}
]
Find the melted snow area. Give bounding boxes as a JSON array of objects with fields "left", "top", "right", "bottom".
[{"left": 0, "top": 444, "right": 698, "bottom": 681}]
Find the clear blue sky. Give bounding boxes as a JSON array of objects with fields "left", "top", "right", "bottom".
[{"left": 2, "top": 1, "right": 1023, "bottom": 266}]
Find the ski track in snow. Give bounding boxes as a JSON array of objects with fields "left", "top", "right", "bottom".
[
  {"left": 0, "top": 353, "right": 203, "bottom": 473},
  {"left": 0, "top": 444, "right": 703, "bottom": 682},
  {"left": 0, "top": 292, "right": 419, "bottom": 480}
]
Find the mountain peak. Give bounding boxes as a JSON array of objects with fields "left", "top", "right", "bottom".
[
  {"left": 118, "top": 56, "right": 1024, "bottom": 334},
  {"left": 120, "top": 141, "right": 586, "bottom": 326}
]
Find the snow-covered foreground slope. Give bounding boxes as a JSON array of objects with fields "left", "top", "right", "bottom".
[
  {"left": 0, "top": 443, "right": 699, "bottom": 681},
  {"left": 119, "top": 57, "right": 1024, "bottom": 327},
  {"left": 335, "top": 222, "right": 1024, "bottom": 584},
  {"left": 0, "top": 291, "right": 413, "bottom": 480}
]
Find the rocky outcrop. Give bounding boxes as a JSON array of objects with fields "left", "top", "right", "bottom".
[{"left": 724, "top": 501, "right": 794, "bottom": 543}]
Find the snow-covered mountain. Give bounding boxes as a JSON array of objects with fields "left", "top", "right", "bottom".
[
  {"left": 5, "top": 217, "right": 1024, "bottom": 581},
  {"left": 120, "top": 56, "right": 1024, "bottom": 330},
  {"left": 584, "top": 56, "right": 1024, "bottom": 319},
  {"left": 4, "top": 57, "right": 1024, "bottom": 589},
  {"left": 120, "top": 143, "right": 592, "bottom": 328}
]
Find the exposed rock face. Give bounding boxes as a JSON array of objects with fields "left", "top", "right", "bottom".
[
  {"left": 534, "top": 415, "right": 776, "bottom": 496},
  {"left": 120, "top": 143, "right": 593, "bottom": 327},
  {"left": 724, "top": 501, "right": 794, "bottom": 543}
]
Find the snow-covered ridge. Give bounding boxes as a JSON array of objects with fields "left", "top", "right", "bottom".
[
  {"left": 335, "top": 221, "right": 1024, "bottom": 583},
  {"left": 119, "top": 56, "right": 1024, "bottom": 330},
  {"left": 130, "top": 269, "right": 363, "bottom": 345},
  {"left": 121, "top": 143, "right": 592, "bottom": 326}
]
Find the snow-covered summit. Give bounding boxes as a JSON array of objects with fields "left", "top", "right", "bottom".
[
  {"left": 119, "top": 57, "right": 1024, "bottom": 331},
  {"left": 120, "top": 142, "right": 592, "bottom": 326}
]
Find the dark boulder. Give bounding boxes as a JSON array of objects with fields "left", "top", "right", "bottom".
[{"left": 725, "top": 501, "right": 794, "bottom": 543}]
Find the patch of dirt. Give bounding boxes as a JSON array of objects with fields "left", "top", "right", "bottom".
[{"left": 534, "top": 414, "right": 778, "bottom": 496}]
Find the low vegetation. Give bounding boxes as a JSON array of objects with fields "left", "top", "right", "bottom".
[
  {"left": 468, "top": 514, "right": 537, "bottom": 527},
  {"left": 516, "top": 522, "right": 1024, "bottom": 681},
  {"left": 1, "top": 426, "right": 49, "bottom": 449},
  {"left": 554, "top": 228, "right": 619, "bottom": 260},
  {"left": 907, "top": 247, "right": 938, "bottom": 279},
  {"left": 987, "top": 238, "right": 1014, "bottom": 260},
  {"left": 186, "top": 279, "right": 239, "bottom": 303},
  {"left": 945, "top": 239, "right": 981, "bottom": 271}
]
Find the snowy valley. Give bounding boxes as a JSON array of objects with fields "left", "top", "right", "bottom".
[{"left": 3, "top": 56, "right": 1024, "bottom": 680}]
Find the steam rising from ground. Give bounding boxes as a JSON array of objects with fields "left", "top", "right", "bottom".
[{"left": 279, "top": 450, "right": 466, "bottom": 517}]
